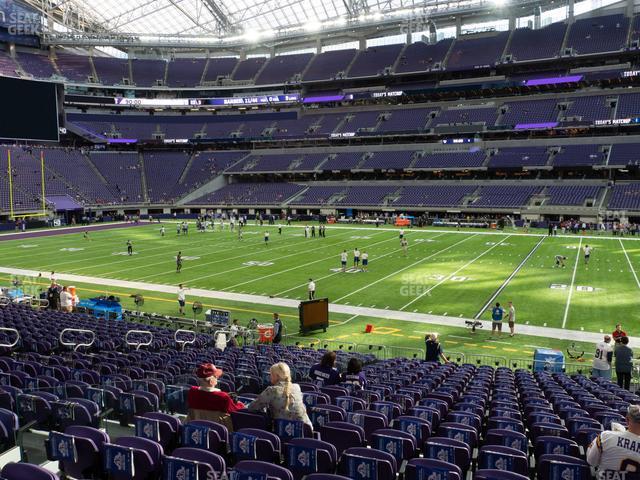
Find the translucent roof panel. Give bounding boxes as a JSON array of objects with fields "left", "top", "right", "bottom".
[{"left": 36, "top": 0, "right": 502, "bottom": 37}]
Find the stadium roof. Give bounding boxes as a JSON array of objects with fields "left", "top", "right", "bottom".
[{"left": 30, "top": 0, "right": 521, "bottom": 37}]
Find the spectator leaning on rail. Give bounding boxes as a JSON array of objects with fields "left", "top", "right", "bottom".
[
  {"left": 425, "top": 333, "right": 448, "bottom": 364},
  {"left": 587, "top": 404, "right": 640, "bottom": 479},
  {"left": 592, "top": 334, "right": 614, "bottom": 379},
  {"left": 309, "top": 351, "right": 341, "bottom": 387},
  {"left": 247, "top": 362, "right": 312, "bottom": 428},
  {"left": 187, "top": 363, "right": 244, "bottom": 431}
]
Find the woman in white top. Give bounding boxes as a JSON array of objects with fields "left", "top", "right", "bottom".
[
  {"left": 247, "top": 362, "right": 312, "bottom": 427},
  {"left": 59, "top": 286, "right": 73, "bottom": 313}
]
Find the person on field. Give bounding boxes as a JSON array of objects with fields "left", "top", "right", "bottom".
[
  {"left": 491, "top": 302, "right": 504, "bottom": 337},
  {"left": 507, "top": 301, "right": 516, "bottom": 337}
]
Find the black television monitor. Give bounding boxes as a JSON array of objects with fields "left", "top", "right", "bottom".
[{"left": 0, "top": 76, "right": 60, "bottom": 141}]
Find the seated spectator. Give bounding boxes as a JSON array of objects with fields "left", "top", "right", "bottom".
[
  {"left": 342, "top": 358, "right": 366, "bottom": 390},
  {"left": 309, "top": 351, "right": 341, "bottom": 387},
  {"left": 613, "top": 323, "right": 627, "bottom": 343},
  {"left": 587, "top": 404, "right": 640, "bottom": 476},
  {"left": 247, "top": 362, "right": 311, "bottom": 427},
  {"left": 187, "top": 363, "right": 244, "bottom": 430}
]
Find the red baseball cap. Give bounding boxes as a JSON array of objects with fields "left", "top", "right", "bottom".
[{"left": 196, "top": 363, "right": 223, "bottom": 379}]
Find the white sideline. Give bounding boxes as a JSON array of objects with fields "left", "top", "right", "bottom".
[
  {"left": 619, "top": 238, "right": 640, "bottom": 289},
  {"left": 562, "top": 238, "right": 583, "bottom": 329},
  {"left": 474, "top": 236, "right": 546, "bottom": 319},
  {"left": 399, "top": 235, "right": 511, "bottom": 311},
  {"left": 0, "top": 265, "right": 627, "bottom": 348}
]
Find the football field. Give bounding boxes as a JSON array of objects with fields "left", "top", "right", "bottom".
[{"left": 1, "top": 221, "right": 639, "bottom": 363}]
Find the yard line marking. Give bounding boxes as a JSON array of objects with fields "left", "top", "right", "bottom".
[
  {"left": 448, "top": 335, "right": 472, "bottom": 340},
  {"left": 400, "top": 235, "right": 512, "bottom": 311},
  {"left": 619, "top": 239, "right": 640, "bottom": 289},
  {"left": 333, "top": 234, "right": 477, "bottom": 303},
  {"left": 329, "top": 314, "right": 360, "bottom": 327},
  {"left": 562, "top": 238, "right": 583, "bottom": 329},
  {"left": 272, "top": 232, "right": 448, "bottom": 296},
  {"left": 474, "top": 236, "right": 546, "bottom": 319},
  {"left": 135, "top": 227, "right": 359, "bottom": 281},
  {"left": 222, "top": 232, "right": 394, "bottom": 290}
]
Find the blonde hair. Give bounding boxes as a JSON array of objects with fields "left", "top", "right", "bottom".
[{"left": 270, "top": 362, "right": 292, "bottom": 409}]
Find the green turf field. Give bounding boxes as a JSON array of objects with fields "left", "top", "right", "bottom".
[{"left": 0, "top": 221, "right": 637, "bottom": 366}]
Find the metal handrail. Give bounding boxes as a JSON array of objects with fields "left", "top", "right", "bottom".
[
  {"left": 0, "top": 328, "right": 20, "bottom": 349},
  {"left": 354, "top": 343, "right": 388, "bottom": 359},
  {"left": 60, "top": 328, "right": 96, "bottom": 352},
  {"left": 446, "top": 351, "right": 466, "bottom": 363},
  {"left": 24, "top": 297, "right": 49, "bottom": 309},
  {"left": 465, "top": 353, "right": 508, "bottom": 367},
  {"left": 386, "top": 345, "right": 425, "bottom": 360},
  {"left": 125, "top": 330, "right": 153, "bottom": 350},
  {"left": 174, "top": 329, "right": 196, "bottom": 351}
]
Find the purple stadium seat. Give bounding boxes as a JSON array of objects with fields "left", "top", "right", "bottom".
[
  {"left": 108, "top": 436, "right": 163, "bottom": 480},
  {"left": 478, "top": 445, "right": 528, "bottom": 476},
  {"left": 339, "top": 447, "right": 397, "bottom": 480},
  {"left": 474, "top": 470, "right": 530, "bottom": 480},
  {"left": 169, "top": 447, "right": 226, "bottom": 479},
  {"left": 135, "top": 412, "right": 180, "bottom": 450},
  {"left": 233, "top": 428, "right": 280, "bottom": 462},
  {"left": 317, "top": 421, "right": 365, "bottom": 455},
  {"left": 285, "top": 438, "right": 337, "bottom": 480},
  {"left": 485, "top": 429, "right": 528, "bottom": 453},
  {"left": 405, "top": 458, "right": 462, "bottom": 480},
  {"left": 371, "top": 428, "right": 417, "bottom": 463},
  {"left": 1, "top": 463, "right": 59, "bottom": 480},
  {"left": 234, "top": 460, "right": 294, "bottom": 480},
  {"left": 231, "top": 410, "right": 270, "bottom": 431},
  {"left": 424, "top": 437, "right": 471, "bottom": 472},
  {"left": 537, "top": 454, "right": 590, "bottom": 480},
  {"left": 535, "top": 436, "right": 580, "bottom": 458},
  {"left": 305, "top": 475, "right": 351, "bottom": 480},
  {"left": 49, "top": 426, "right": 109, "bottom": 479}
]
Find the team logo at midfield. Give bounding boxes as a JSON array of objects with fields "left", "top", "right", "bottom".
[
  {"left": 18, "top": 244, "right": 38, "bottom": 248},
  {"left": 550, "top": 284, "right": 600, "bottom": 292},
  {"left": 243, "top": 261, "right": 274, "bottom": 267},
  {"left": 414, "top": 238, "right": 436, "bottom": 243},
  {"left": 59, "top": 248, "right": 84, "bottom": 252},
  {"left": 427, "top": 274, "right": 471, "bottom": 282},
  {"left": 174, "top": 256, "right": 200, "bottom": 261},
  {"left": 330, "top": 267, "right": 361, "bottom": 273}
]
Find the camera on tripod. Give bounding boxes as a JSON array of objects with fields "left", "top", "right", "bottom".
[{"left": 465, "top": 320, "right": 483, "bottom": 332}]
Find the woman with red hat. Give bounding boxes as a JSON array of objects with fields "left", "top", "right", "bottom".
[{"left": 187, "top": 363, "right": 245, "bottom": 430}]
